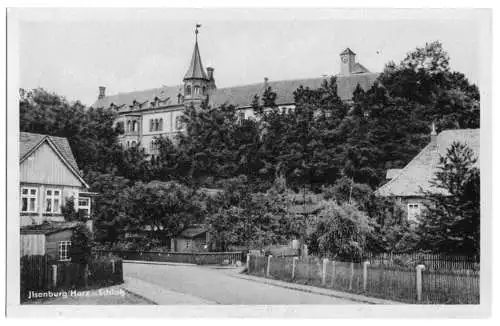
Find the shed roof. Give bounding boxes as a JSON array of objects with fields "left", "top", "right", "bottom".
[
  {"left": 375, "top": 129, "right": 480, "bottom": 197},
  {"left": 20, "top": 221, "right": 80, "bottom": 235},
  {"left": 178, "top": 226, "right": 208, "bottom": 238}
]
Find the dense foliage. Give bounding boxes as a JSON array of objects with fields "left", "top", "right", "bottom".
[{"left": 19, "top": 41, "right": 480, "bottom": 255}]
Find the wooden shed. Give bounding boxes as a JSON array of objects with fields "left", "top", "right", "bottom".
[{"left": 20, "top": 222, "right": 79, "bottom": 261}]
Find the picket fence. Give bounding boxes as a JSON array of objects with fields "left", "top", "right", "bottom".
[
  {"left": 248, "top": 255, "right": 479, "bottom": 304},
  {"left": 93, "top": 249, "right": 244, "bottom": 265},
  {"left": 20, "top": 255, "right": 123, "bottom": 302}
]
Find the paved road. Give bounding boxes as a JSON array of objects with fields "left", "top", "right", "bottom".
[{"left": 124, "top": 262, "right": 360, "bottom": 304}]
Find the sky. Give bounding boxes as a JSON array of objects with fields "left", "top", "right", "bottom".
[{"left": 13, "top": 8, "right": 488, "bottom": 106}]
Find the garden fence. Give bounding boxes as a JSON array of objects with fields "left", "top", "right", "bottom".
[
  {"left": 247, "top": 254, "right": 479, "bottom": 304},
  {"left": 20, "top": 255, "right": 123, "bottom": 302},
  {"left": 93, "top": 249, "right": 244, "bottom": 265}
]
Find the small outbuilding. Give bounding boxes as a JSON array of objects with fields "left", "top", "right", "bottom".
[
  {"left": 20, "top": 221, "right": 80, "bottom": 261},
  {"left": 171, "top": 226, "right": 210, "bottom": 252}
]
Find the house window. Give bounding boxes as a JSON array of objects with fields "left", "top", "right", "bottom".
[
  {"left": 407, "top": 203, "right": 421, "bottom": 222},
  {"left": 194, "top": 86, "right": 200, "bottom": 95},
  {"left": 78, "top": 198, "right": 91, "bottom": 218},
  {"left": 59, "top": 241, "right": 71, "bottom": 261},
  {"left": 21, "top": 187, "right": 37, "bottom": 213},
  {"left": 132, "top": 121, "right": 138, "bottom": 132},
  {"left": 185, "top": 239, "right": 192, "bottom": 249},
  {"left": 159, "top": 118, "right": 163, "bottom": 131},
  {"left": 149, "top": 119, "right": 153, "bottom": 132},
  {"left": 186, "top": 85, "right": 191, "bottom": 96},
  {"left": 175, "top": 116, "right": 183, "bottom": 130},
  {"left": 131, "top": 141, "right": 137, "bottom": 147},
  {"left": 45, "top": 189, "right": 61, "bottom": 213},
  {"left": 127, "top": 120, "right": 131, "bottom": 132}
]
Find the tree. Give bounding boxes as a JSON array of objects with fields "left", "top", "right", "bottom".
[
  {"left": 418, "top": 141, "right": 480, "bottom": 255},
  {"left": 20, "top": 88, "right": 125, "bottom": 176},
  {"left": 70, "top": 223, "right": 92, "bottom": 265},
  {"left": 123, "top": 181, "right": 204, "bottom": 242},
  {"left": 307, "top": 202, "right": 375, "bottom": 261},
  {"left": 87, "top": 172, "right": 131, "bottom": 244}
]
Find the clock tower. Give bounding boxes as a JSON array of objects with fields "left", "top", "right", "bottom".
[{"left": 340, "top": 48, "right": 356, "bottom": 76}]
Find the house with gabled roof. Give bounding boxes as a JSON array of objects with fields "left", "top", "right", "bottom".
[
  {"left": 19, "top": 132, "right": 94, "bottom": 227},
  {"left": 91, "top": 28, "right": 379, "bottom": 160},
  {"left": 375, "top": 127, "right": 480, "bottom": 222}
]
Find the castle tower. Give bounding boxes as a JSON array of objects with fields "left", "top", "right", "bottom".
[
  {"left": 183, "top": 25, "right": 214, "bottom": 107},
  {"left": 340, "top": 48, "right": 356, "bottom": 76}
]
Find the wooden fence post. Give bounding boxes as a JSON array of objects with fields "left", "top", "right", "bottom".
[
  {"left": 363, "top": 261, "right": 370, "bottom": 292},
  {"left": 111, "top": 259, "right": 115, "bottom": 274},
  {"left": 51, "top": 264, "right": 57, "bottom": 288},
  {"left": 330, "top": 260, "right": 336, "bottom": 287},
  {"left": 349, "top": 262, "right": 354, "bottom": 290},
  {"left": 266, "top": 255, "right": 272, "bottom": 278},
  {"left": 416, "top": 264, "right": 425, "bottom": 302},
  {"left": 292, "top": 257, "right": 298, "bottom": 280},
  {"left": 322, "top": 258, "right": 329, "bottom": 286}
]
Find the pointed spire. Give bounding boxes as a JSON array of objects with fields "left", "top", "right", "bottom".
[{"left": 184, "top": 25, "right": 208, "bottom": 81}]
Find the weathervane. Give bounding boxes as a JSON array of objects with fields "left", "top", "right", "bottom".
[{"left": 195, "top": 23, "right": 202, "bottom": 42}]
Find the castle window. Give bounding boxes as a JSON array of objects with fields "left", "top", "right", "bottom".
[
  {"left": 149, "top": 119, "right": 153, "bottom": 132},
  {"left": 175, "top": 116, "right": 183, "bottom": 130},
  {"left": 186, "top": 85, "right": 192, "bottom": 96},
  {"left": 132, "top": 121, "right": 138, "bottom": 132},
  {"left": 194, "top": 86, "right": 200, "bottom": 95},
  {"left": 127, "top": 120, "right": 131, "bottom": 132},
  {"left": 159, "top": 118, "right": 163, "bottom": 131}
]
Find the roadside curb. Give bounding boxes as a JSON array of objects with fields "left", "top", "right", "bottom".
[
  {"left": 123, "top": 260, "right": 196, "bottom": 267},
  {"left": 121, "top": 286, "right": 158, "bottom": 305},
  {"left": 231, "top": 273, "right": 401, "bottom": 305}
]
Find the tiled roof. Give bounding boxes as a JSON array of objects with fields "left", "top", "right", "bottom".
[
  {"left": 20, "top": 132, "right": 80, "bottom": 172},
  {"left": 351, "top": 62, "right": 370, "bottom": 74},
  {"left": 375, "top": 129, "right": 480, "bottom": 197},
  {"left": 92, "top": 74, "right": 379, "bottom": 110},
  {"left": 211, "top": 74, "right": 379, "bottom": 107},
  {"left": 386, "top": 168, "right": 403, "bottom": 180},
  {"left": 184, "top": 41, "right": 208, "bottom": 80},
  {"left": 20, "top": 221, "right": 80, "bottom": 235},
  {"left": 178, "top": 226, "right": 207, "bottom": 238}
]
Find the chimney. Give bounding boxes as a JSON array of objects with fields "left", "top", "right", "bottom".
[
  {"left": 430, "top": 122, "right": 438, "bottom": 143},
  {"left": 207, "top": 67, "right": 214, "bottom": 80},
  {"left": 98, "top": 86, "right": 106, "bottom": 100},
  {"left": 264, "top": 77, "right": 269, "bottom": 89}
]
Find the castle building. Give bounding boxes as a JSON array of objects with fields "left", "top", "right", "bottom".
[{"left": 92, "top": 29, "right": 378, "bottom": 158}]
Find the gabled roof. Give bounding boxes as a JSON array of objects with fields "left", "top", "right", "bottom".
[
  {"left": 340, "top": 48, "right": 356, "bottom": 55},
  {"left": 375, "top": 129, "right": 480, "bottom": 197},
  {"left": 20, "top": 132, "right": 80, "bottom": 172},
  {"left": 20, "top": 132, "right": 89, "bottom": 188},
  {"left": 184, "top": 41, "right": 208, "bottom": 80}
]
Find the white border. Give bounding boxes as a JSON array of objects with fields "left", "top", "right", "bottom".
[{"left": 2, "top": 3, "right": 496, "bottom": 320}]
